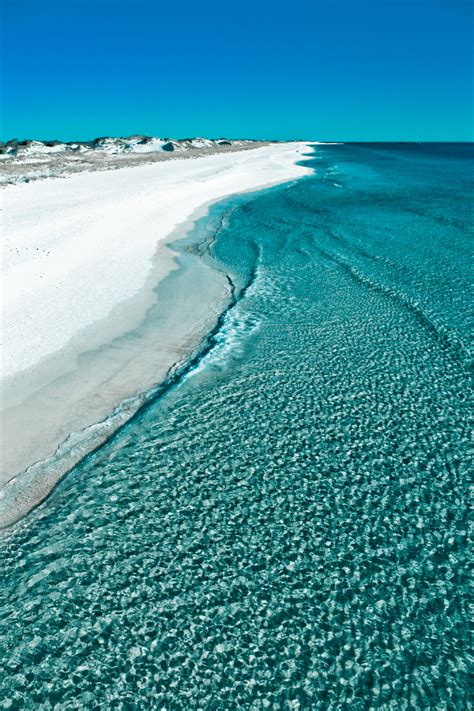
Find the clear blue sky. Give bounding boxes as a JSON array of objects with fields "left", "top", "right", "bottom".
[{"left": 1, "top": 0, "right": 472, "bottom": 141}]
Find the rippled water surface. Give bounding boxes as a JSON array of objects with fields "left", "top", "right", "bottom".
[{"left": 2, "top": 143, "right": 472, "bottom": 709}]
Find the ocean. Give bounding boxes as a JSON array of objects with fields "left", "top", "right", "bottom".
[{"left": 2, "top": 143, "right": 472, "bottom": 708}]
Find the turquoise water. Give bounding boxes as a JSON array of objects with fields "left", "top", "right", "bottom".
[{"left": 2, "top": 143, "right": 472, "bottom": 708}]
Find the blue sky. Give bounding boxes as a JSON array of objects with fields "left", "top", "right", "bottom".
[{"left": 1, "top": 0, "right": 472, "bottom": 141}]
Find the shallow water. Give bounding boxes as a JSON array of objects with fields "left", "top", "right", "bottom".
[{"left": 2, "top": 143, "right": 472, "bottom": 708}]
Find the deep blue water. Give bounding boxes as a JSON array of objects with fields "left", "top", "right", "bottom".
[{"left": 2, "top": 143, "right": 472, "bottom": 709}]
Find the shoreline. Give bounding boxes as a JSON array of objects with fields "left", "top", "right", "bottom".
[{"left": 0, "top": 142, "right": 314, "bottom": 528}]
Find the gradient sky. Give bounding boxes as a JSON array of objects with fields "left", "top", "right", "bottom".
[{"left": 1, "top": 0, "right": 472, "bottom": 141}]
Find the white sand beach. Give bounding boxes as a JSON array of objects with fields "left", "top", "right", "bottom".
[{"left": 0, "top": 142, "right": 312, "bottom": 527}]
